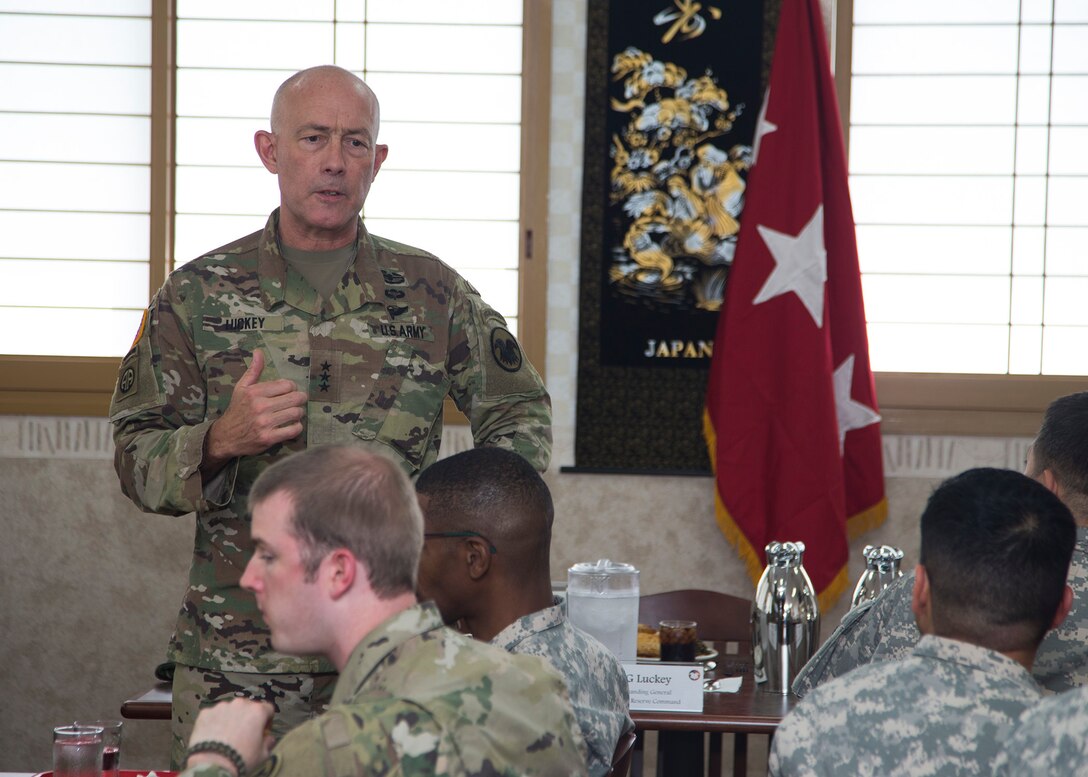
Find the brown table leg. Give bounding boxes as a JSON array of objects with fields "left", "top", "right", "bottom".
[
  {"left": 708, "top": 733, "right": 722, "bottom": 775},
  {"left": 732, "top": 733, "right": 748, "bottom": 777},
  {"left": 657, "top": 730, "right": 704, "bottom": 776}
]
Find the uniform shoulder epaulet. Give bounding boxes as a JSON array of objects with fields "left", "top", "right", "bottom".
[{"left": 369, "top": 234, "right": 441, "bottom": 262}]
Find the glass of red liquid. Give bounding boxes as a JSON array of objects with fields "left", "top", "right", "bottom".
[
  {"left": 659, "top": 620, "right": 698, "bottom": 662},
  {"left": 74, "top": 719, "right": 122, "bottom": 777}
]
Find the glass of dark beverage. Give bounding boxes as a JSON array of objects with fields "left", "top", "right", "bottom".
[
  {"left": 75, "top": 719, "right": 122, "bottom": 777},
  {"left": 659, "top": 620, "right": 698, "bottom": 662}
]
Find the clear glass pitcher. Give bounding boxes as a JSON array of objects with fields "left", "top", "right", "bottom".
[
  {"left": 566, "top": 559, "right": 640, "bottom": 662},
  {"left": 751, "top": 541, "right": 820, "bottom": 694},
  {"left": 850, "top": 544, "right": 905, "bottom": 609}
]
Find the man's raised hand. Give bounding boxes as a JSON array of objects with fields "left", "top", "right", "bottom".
[{"left": 204, "top": 350, "right": 308, "bottom": 469}]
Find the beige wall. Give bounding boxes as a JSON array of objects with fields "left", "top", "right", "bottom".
[
  {"left": 0, "top": 447, "right": 191, "bottom": 770},
  {"left": 0, "top": 0, "right": 1036, "bottom": 771}
]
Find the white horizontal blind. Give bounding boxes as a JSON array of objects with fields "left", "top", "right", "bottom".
[
  {"left": 174, "top": 0, "right": 524, "bottom": 332},
  {"left": 0, "top": 1, "right": 151, "bottom": 357},
  {"left": 850, "top": 0, "right": 1088, "bottom": 375}
]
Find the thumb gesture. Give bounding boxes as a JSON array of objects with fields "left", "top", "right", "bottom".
[
  {"left": 236, "top": 349, "right": 266, "bottom": 389},
  {"left": 203, "top": 349, "right": 307, "bottom": 468}
]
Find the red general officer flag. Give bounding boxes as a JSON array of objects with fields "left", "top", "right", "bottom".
[{"left": 703, "top": 0, "right": 886, "bottom": 610}]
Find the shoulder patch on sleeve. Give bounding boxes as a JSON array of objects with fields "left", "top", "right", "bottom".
[
  {"left": 490, "top": 327, "right": 523, "bottom": 373},
  {"left": 108, "top": 313, "right": 164, "bottom": 420},
  {"left": 128, "top": 308, "right": 149, "bottom": 351}
]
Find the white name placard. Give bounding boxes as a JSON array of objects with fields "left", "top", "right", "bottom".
[{"left": 622, "top": 662, "right": 704, "bottom": 712}]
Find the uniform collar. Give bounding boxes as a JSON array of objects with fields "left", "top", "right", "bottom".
[
  {"left": 490, "top": 598, "right": 565, "bottom": 652},
  {"left": 913, "top": 634, "right": 1039, "bottom": 687},
  {"left": 258, "top": 209, "right": 388, "bottom": 317},
  {"left": 332, "top": 601, "right": 446, "bottom": 706},
  {"left": 1075, "top": 524, "right": 1088, "bottom": 557}
]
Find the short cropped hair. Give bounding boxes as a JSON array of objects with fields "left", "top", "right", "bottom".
[
  {"left": 415, "top": 447, "right": 553, "bottom": 574},
  {"left": 921, "top": 467, "right": 1076, "bottom": 650},
  {"left": 249, "top": 445, "right": 422, "bottom": 596},
  {"left": 1029, "top": 391, "right": 1088, "bottom": 520}
]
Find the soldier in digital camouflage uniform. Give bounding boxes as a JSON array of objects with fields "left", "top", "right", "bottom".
[
  {"left": 992, "top": 683, "right": 1088, "bottom": 776},
  {"left": 793, "top": 391, "right": 1088, "bottom": 698},
  {"left": 180, "top": 445, "right": 587, "bottom": 777},
  {"left": 108, "top": 65, "right": 551, "bottom": 767},
  {"left": 769, "top": 468, "right": 1076, "bottom": 777},
  {"left": 415, "top": 448, "right": 633, "bottom": 777}
]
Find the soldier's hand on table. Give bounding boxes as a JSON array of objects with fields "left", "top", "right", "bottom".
[
  {"left": 204, "top": 349, "right": 307, "bottom": 468},
  {"left": 187, "top": 697, "right": 274, "bottom": 775}
]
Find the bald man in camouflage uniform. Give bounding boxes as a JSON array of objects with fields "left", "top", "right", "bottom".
[
  {"left": 180, "top": 445, "right": 586, "bottom": 777},
  {"left": 109, "top": 65, "right": 550, "bottom": 767},
  {"left": 769, "top": 468, "right": 1076, "bottom": 777},
  {"left": 793, "top": 391, "right": 1088, "bottom": 698}
]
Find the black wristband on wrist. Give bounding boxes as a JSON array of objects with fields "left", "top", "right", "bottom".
[{"left": 186, "top": 739, "right": 248, "bottom": 777}]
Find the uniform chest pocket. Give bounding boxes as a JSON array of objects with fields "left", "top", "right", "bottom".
[
  {"left": 201, "top": 323, "right": 308, "bottom": 417},
  {"left": 202, "top": 337, "right": 255, "bottom": 418},
  {"left": 351, "top": 341, "right": 450, "bottom": 473}
]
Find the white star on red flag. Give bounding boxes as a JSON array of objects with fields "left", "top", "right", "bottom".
[
  {"left": 752, "top": 204, "right": 828, "bottom": 327},
  {"left": 752, "top": 88, "right": 778, "bottom": 166},
  {"left": 833, "top": 354, "right": 882, "bottom": 454}
]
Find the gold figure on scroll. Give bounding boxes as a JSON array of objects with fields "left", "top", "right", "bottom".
[{"left": 609, "top": 47, "right": 750, "bottom": 312}]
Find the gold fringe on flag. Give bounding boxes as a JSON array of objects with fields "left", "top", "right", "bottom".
[
  {"left": 704, "top": 408, "right": 888, "bottom": 613},
  {"left": 847, "top": 496, "right": 888, "bottom": 541}
]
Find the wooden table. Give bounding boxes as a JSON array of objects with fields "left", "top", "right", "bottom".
[
  {"left": 122, "top": 647, "right": 798, "bottom": 776},
  {"left": 629, "top": 642, "right": 797, "bottom": 776},
  {"left": 121, "top": 682, "right": 171, "bottom": 720}
]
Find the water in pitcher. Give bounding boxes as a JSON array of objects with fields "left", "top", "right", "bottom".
[
  {"left": 566, "top": 591, "right": 639, "bottom": 661},
  {"left": 567, "top": 558, "right": 639, "bottom": 662}
]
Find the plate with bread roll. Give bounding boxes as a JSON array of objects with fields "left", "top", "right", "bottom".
[{"left": 636, "top": 623, "right": 718, "bottom": 661}]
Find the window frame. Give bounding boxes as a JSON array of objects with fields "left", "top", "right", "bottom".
[
  {"left": 830, "top": 0, "right": 1084, "bottom": 436},
  {"left": 0, "top": 0, "right": 551, "bottom": 421}
]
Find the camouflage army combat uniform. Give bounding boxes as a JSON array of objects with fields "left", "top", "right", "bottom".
[
  {"left": 770, "top": 635, "right": 1042, "bottom": 777},
  {"left": 793, "top": 525, "right": 1088, "bottom": 696},
  {"left": 179, "top": 603, "right": 589, "bottom": 777},
  {"left": 992, "top": 683, "right": 1088, "bottom": 775},
  {"left": 109, "top": 211, "right": 552, "bottom": 763},
  {"left": 490, "top": 599, "right": 633, "bottom": 777}
]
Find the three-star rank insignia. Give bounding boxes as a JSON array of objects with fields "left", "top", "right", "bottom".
[{"left": 490, "top": 327, "right": 522, "bottom": 373}]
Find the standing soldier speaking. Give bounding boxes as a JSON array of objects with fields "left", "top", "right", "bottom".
[{"left": 108, "top": 65, "right": 551, "bottom": 767}]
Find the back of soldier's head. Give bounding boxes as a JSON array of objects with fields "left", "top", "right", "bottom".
[
  {"left": 250, "top": 444, "right": 422, "bottom": 597},
  {"left": 921, "top": 467, "right": 1075, "bottom": 651},
  {"left": 1029, "top": 391, "right": 1088, "bottom": 521},
  {"left": 416, "top": 447, "right": 553, "bottom": 578}
]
